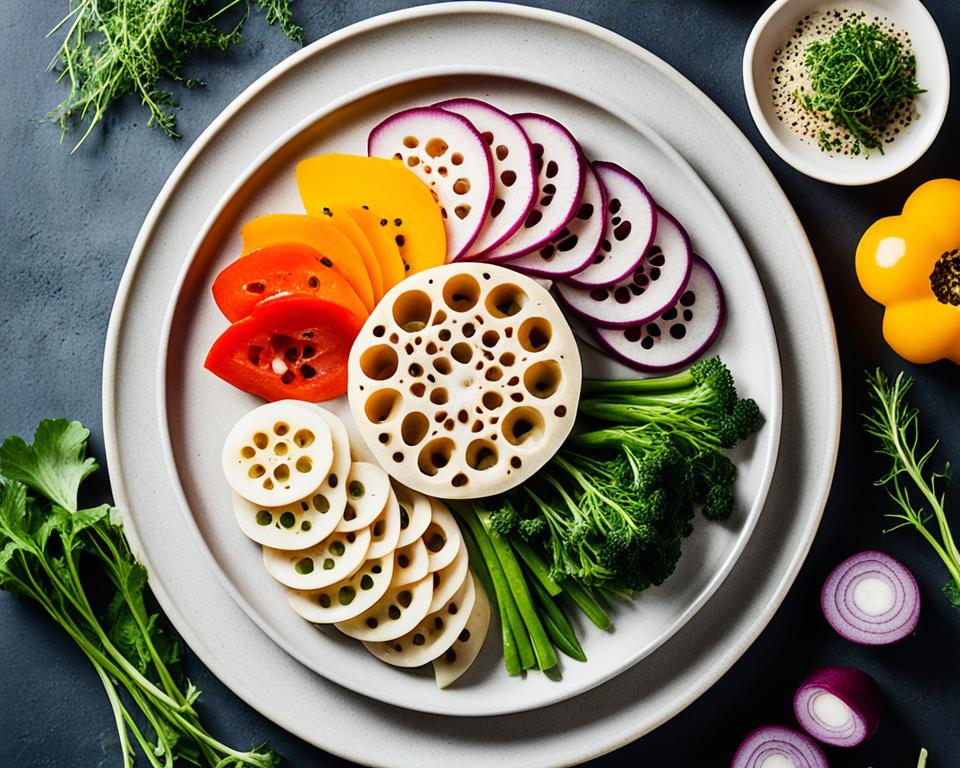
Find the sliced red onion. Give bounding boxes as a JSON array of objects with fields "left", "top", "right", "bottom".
[
  {"left": 821, "top": 550, "right": 920, "bottom": 645},
  {"left": 731, "top": 725, "right": 828, "bottom": 768},
  {"left": 794, "top": 666, "right": 882, "bottom": 748}
]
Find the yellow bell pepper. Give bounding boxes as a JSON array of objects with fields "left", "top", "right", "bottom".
[{"left": 856, "top": 179, "right": 960, "bottom": 364}]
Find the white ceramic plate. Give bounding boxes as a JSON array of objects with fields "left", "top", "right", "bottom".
[
  {"left": 158, "top": 66, "right": 781, "bottom": 717},
  {"left": 103, "top": 3, "right": 839, "bottom": 765}
]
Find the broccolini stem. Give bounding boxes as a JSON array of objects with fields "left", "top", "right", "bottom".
[{"left": 581, "top": 371, "right": 695, "bottom": 396}]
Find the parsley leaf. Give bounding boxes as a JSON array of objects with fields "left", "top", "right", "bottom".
[{"left": 0, "top": 419, "right": 97, "bottom": 512}]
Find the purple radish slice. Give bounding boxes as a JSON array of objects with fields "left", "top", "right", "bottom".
[
  {"left": 794, "top": 666, "right": 882, "bottom": 748},
  {"left": 564, "top": 161, "right": 656, "bottom": 288},
  {"left": 731, "top": 726, "right": 828, "bottom": 768},
  {"left": 368, "top": 107, "right": 494, "bottom": 261},
  {"left": 434, "top": 98, "right": 536, "bottom": 259},
  {"left": 555, "top": 206, "right": 692, "bottom": 329},
  {"left": 591, "top": 255, "right": 722, "bottom": 371},
  {"left": 821, "top": 551, "right": 920, "bottom": 645},
  {"left": 506, "top": 163, "right": 606, "bottom": 278},
  {"left": 482, "top": 113, "right": 584, "bottom": 262}
]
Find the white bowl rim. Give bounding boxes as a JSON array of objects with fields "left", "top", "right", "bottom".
[{"left": 742, "top": 0, "right": 950, "bottom": 186}]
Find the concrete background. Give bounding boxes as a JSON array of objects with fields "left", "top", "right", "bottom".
[{"left": 2, "top": 1, "right": 958, "bottom": 765}]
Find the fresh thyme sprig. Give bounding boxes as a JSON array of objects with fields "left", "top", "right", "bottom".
[
  {"left": 46, "top": 0, "right": 302, "bottom": 153},
  {"left": 865, "top": 369, "right": 960, "bottom": 607},
  {"left": 797, "top": 14, "right": 924, "bottom": 155}
]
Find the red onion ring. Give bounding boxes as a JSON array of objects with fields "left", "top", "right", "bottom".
[
  {"left": 821, "top": 550, "right": 919, "bottom": 645},
  {"left": 731, "top": 725, "right": 828, "bottom": 768},
  {"left": 794, "top": 666, "right": 882, "bottom": 748}
]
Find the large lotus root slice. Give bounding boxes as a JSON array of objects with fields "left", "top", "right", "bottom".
[{"left": 348, "top": 263, "right": 581, "bottom": 498}]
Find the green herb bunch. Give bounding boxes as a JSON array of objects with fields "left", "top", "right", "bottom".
[
  {"left": 48, "top": 0, "right": 302, "bottom": 152},
  {"left": 797, "top": 15, "right": 923, "bottom": 155},
  {"left": 0, "top": 419, "right": 281, "bottom": 767},
  {"left": 865, "top": 370, "right": 960, "bottom": 607}
]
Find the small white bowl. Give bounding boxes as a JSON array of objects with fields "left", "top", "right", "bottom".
[{"left": 743, "top": 0, "right": 950, "bottom": 185}]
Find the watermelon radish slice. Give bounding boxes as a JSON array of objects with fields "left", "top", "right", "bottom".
[
  {"left": 368, "top": 107, "right": 494, "bottom": 261},
  {"left": 505, "top": 163, "right": 606, "bottom": 278},
  {"left": 483, "top": 113, "right": 584, "bottom": 262},
  {"left": 435, "top": 98, "right": 536, "bottom": 259},
  {"left": 555, "top": 206, "right": 692, "bottom": 328},
  {"left": 594, "top": 255, "right": 724, "bottom": 372},
  {"left": 564, "top": 162, "right": 656, "bottom": 288}
]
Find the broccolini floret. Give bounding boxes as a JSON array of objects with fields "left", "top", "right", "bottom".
[{"left": 499, "top": 357, "right": 761, "bottom": 596}]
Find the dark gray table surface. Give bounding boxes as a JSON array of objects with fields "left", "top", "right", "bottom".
[{"left": 2, "top": 1, "right": 959, "bottom": 766}]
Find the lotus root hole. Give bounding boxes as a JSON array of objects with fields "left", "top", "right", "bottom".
[
  {"left": 408, "top": 363, "right": 423, "bottom": 377},
  {"left": 240, "top": 445, "right": 256, "bottom": 459},
  {"left": 452, "top": 472, "right": 468, "bottom": 488},
  {"left": 293, "top": 429, "right": 314, "bottom": 448},
  {"left": 485, "top": 367, "right": 503, "bottom": 383},
  {"left": 433, "top": 358, "right": 452, "bottom": 375},
  {"left": 359, "top": 345, "right": 399, "bottom": 380},
  {"left": 248, "top": 463, "right": 265, "bottom": 478},
  {"left": 253, "top": 432, "right": 269, "bottom": 449},
  {"left": 451, "top": 342, "right": 473, "bottom": 365},
  {"left": 392, "top": 290, "right": 432, "bottom": 332},
  {"left": 499, "top": 352, "right": 516, "bottom": 367},
  {"left": 518, "top": 317, "right": 552, "bottom": 352},
  {"left": 401, "top": 412, "right": 429, "bottom": 446},
  {"left": 481, "top": 330, "right": 500, "bottom": 347},
  {"left": 273, "top": 422, "right": 289, "bottom": 436},
  {"left": 418, "top": 438, "right": 454, "bottom": 476},
  {"left": 410, "top": 382, "right": 426, "bottom": 397},
  {"left": 442, "top": 274, "right": 480, "bottom": 312},
  {"left": 295, "top": 456, "right": 313, "bottom": 474},
  {"left": 466, "top": 439, "right": 498, "bottom": 471},
  {"left": 365, "top": 389, "right": 402, "bottom": 423},
  {"left": 273, "top": 464, "right": 290, "bottom": 482},
  {"left": 486, "top": 284, "right": 528, "bottom": 317},
  {"left": 482, "top": 392, "right": 503, "bottom": 410},
  {"left": 503, "top": 407, "right": 544, "bottom": 446},
  {"left": 510, "top": 457, "right": 522, "bottom": 469},
  {"left": 429, "top": 388, "right": 449, "bottom": 405},
  {"left": 524, "top": 360, "right": 561, "bottom": 399},
  {"left": 273, "top": 441, "right": 288, "bottom": 456}
]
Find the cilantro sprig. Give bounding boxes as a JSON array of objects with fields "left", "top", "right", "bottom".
[{"left": 0, "top": 419, "right": 281, "bottom": 767}]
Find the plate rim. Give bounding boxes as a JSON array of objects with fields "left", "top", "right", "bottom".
[
  {"left": 101, "top": 2, "right": 841, "bottom": 763},
  {"left": 153, "top": 63, "right": 784, "bottom": 716}
]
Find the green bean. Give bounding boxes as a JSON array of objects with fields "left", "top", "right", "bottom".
[
  {"left": 511, "top": 537, "right": 562, "bottom": 596},
  {"left": 530, "top": 577, "right": 586, "bottom": 662},
  {"left": 457, "top": 505, "right": 535, "bottom": 670},
  {"left": 460, "top": 520, "right": 519, "bottom": 676},
  {"left": 562, "top": 578, "right": 610, "bottom": 631},
  {"left": 480, "top": 511, "right": 558, "bottom": 672}
]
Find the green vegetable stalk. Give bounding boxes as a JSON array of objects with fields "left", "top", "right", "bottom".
[
  {"left": 47, "top": 0, "right": 302, "bottom": 152},
  {"left": 865, "top": 370, "right": 960, "bottom": 607},
  {"left": 0, "top": 419, "right": 281, "bottom": 766}
]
